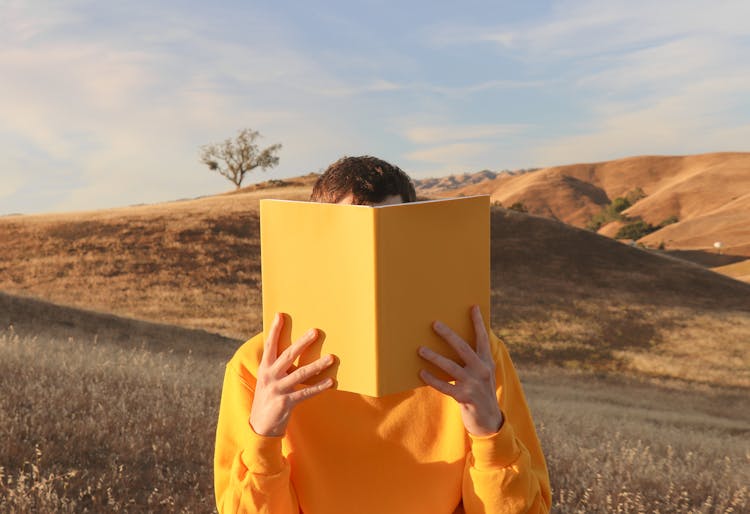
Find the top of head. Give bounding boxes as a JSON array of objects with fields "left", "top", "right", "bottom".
[{"left": 310, "top": 156, "right": 417, "bottom": 206}]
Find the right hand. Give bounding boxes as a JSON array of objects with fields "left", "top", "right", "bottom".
[{"left": 249, "top": 312, "right": 336, "bottom": 437}]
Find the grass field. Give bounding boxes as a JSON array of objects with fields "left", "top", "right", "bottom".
[{"left": 2, "top": 328, "right": 747, "bottom": 513}]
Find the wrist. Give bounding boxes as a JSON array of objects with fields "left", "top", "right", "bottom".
[
  {"left": 467, "top": 408, "right": 504, "bottom": 437},
  {"left": 249, "top": 414, "right": 286, "bottom": 437}
]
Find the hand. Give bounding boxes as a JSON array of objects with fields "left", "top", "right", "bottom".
[
  {"left": 249, "top": 312, "right": 335, "bottom": 437},
  {"left": 418, "top": 305, "right": 504, "bottom": 437}
]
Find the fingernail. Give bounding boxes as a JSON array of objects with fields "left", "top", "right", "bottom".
[
  {"left": 434, "top": 321, "right": 444, "bottom": 330},
  {"left": 325, "top": 354, "right": 334, "bottom": 364},
  {"left": 418, "top": 346, "right": 428, "bottom": 357},
  {"left": 306, "top": 328, "right": 316, "bottom": 337}
]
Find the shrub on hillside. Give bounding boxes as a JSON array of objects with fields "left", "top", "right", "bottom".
[
  {"left": 586, "top": 188, "right": 647, "bottom": 231},
  {"left": 610, "top": 196, "right": 631, "bottom": 214},
  {"left": 615, "top": 220, "right": 657, "bottom": 240},
  {"left": 586, "top": 203, "right": 626, "bottom": 231},
  {"left": 586, "top": 199, "right": 629, "bottom": 231},
  {"left": 658, "top": 215, "right": 679, "bottom": 228},
  {"left": 625, "top": 187, "right": 646, "bottom": 205}
]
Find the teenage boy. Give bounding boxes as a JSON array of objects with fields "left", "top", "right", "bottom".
[{"left": 214, "top": 156, "right": 551, "bottom": 513}]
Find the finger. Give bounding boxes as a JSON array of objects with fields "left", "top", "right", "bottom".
[
  {"left": 471, "top": 305, "right": 492, "bottom": 363},
  {"left": 272, "top": 328, "right": 320, "bottom": 374},
  {"left": 418, "top": 346, "right": 468, "bottom": 381},
  {"left": 286, "top": 377, "right": 335, "bottom": 404},
  {"left": 419, "top": 369, "right": 460, "bottom": 400},
  {"left": 262, "top": 312, "right": 284, "bottom": 367},
  {"left": 432, "top": 320, "right": 483, "bottom": 369},
  {"left": 277, "top": 354, "right": 335, "bottom": 390}
]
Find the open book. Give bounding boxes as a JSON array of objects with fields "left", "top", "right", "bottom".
[{"left": 260, "top": 195, "right": 490, "bottom": 397}]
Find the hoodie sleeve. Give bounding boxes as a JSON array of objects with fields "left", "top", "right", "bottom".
[
  {"left": 214, "top": 335, "right": 300, "bottom": 514},
  {"left": 462, "top": 333, "right": 552, "bottom": 514}
]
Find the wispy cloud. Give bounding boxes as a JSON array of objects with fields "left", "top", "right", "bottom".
[
  {"left": 534, "top": 31, "right": 750, "bottom": 164},
  {"left": 406, "top": 142, "right": 491, "bottom": 163},
  {"left": 576, "top": 36, "right": 749, "bottom": 95},
  {"left": 3, "top": 0, "right": 85, "bottom": 42},
  {"left": 429, "top": 0, "right": 750, "bottom": 57},
  {"left": 535, "top": 75, "right": 750, "bottom": 166},
  {"left": 404, "top": 123, "right": 529, "bottom": 145},
  {"left": 397, "top": 119, "right": 531, "bottom": 175},
  {"left": 0, "top": 171, "right": 25, "bottom": 201},
  {"left": 421, "top": 79, "right": 546, "bottom": 97},
  {"left": 424, "top": 1, "right": 750, "bottom": 166}
]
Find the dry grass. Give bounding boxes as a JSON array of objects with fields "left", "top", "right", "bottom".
[
  {"left": 0, "top": 327, "right": 224, "bottom": 513},
  {"left": 525, "top": 369, "right": 750, "bottom": 513},
  {"left": 2, "top": 328, "right": 748, "bottom": 513},
  {"left": 497, "top": 301, "right": 750, "bottom": 387}
]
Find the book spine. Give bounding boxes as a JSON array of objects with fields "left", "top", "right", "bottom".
[
  {"left": 259, "top": 200, "right": 269, "bottom": 342},
  {"left": 372, "top": 207, "right": 382, "bottom": 396}
]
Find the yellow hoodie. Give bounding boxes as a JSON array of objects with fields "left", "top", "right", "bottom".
[{"left": 214, "top": 332, "right": 551, "bottom": 514}]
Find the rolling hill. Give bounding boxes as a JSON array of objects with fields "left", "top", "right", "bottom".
[
  {"left": 713, "top": 259, "right": 750, "bottom": 283},
  {"left": 0, "top": 290, "right": 238, "bottom": 361},
  {"left": 434, "top": 152, "right": 750, "bottom": 262},
  {"left": 1, "top": 180, "right": 749, "bottom": 387}
]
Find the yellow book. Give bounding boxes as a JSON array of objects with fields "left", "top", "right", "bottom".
[{"left": 260, "top": 195, "right": 490, "bottom": 397}]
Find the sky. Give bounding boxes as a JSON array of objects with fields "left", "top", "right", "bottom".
[{"left": 2, "top": 0, "right": 749, "bottom": 215}]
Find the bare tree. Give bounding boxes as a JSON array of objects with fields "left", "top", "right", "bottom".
[{"left": 200, "top": 128, "right": 282, "bottom": 189}]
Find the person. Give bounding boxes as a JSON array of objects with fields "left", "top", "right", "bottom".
[{"left": 214, "top": 156, "right": 551, "bottom": 513}]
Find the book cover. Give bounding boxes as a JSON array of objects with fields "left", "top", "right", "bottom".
[{"left": 260, "top": 195, "right": 490, "bottom": 397}]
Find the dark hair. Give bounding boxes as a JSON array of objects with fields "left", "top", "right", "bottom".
[{"left": 310, "top": 156, "right": 417, "bottom": 205}]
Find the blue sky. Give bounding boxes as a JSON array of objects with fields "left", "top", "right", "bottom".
[{"left": 2, "top": 0, "right": 749, "bottom": 215}]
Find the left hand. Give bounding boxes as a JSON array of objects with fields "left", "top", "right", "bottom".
[{"left": 418, "top": 305, "right": 504, "bottom": 437}]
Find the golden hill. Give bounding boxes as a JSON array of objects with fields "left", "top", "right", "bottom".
[
  {"left": 713, "top": 259, "right": 750, "bottom": 283},
  {"left": 438, "top": 153, "right": 750, "bottom": 263},
  {"left": 1, "top": 183, "right": 749, "bottom": 387},
  {"left": 0, "top": 290, "right": 238, "bottom": 361},
  {"left": 0, "top": 186, "right": 311, "bottom": 338}
]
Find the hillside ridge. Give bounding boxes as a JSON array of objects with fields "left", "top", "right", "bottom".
[
  {"left": 0, "top": 290, "right": 239, "bottom": 360},
  {"left": 428, "top": 152, "right": 750, "bottom": 267}
]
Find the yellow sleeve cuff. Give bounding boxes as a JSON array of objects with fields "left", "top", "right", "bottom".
[
  {"left": 468, "top": 416, "right": 521, "bottom": 470},
  {"left": 241, "top": 424, "right": 286, "bottom": 475}
]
